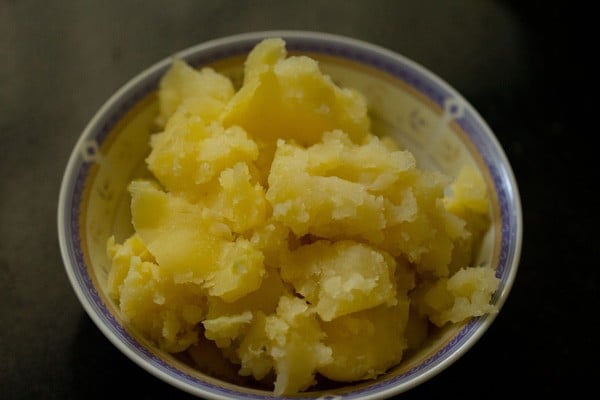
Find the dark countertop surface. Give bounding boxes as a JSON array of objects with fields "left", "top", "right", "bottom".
[{"left": 1, "top": 1, "right": 597, "bottom": 398}]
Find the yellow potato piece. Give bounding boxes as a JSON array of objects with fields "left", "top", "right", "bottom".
[
  {"left": 221, "top": 38, "right": 370, "bottom": 147},
  {"left": 281, "top": 240, "right": 397, "bottom": 321},
  {"left": 203, "top": 162, "right": 268, "bottom": 233},
  {"left": 106, "top": 233, "right": 155, "bottom": 300},
  {"left": 267, "top": 132, "right": 389, "bottom": 243},
  {"left": 106, "top": 233, "right": 205, "bottom": 353},
  {"left": 445, "top": 165, "right": 490, "bottom": 215},
  {"left": 146, "top": 113, "right": 259, "bottom": 198},
  {"left": 319, "top": 300, "right": 410, "bottom": 381},
  {"left": 265, "top": 296, "right": 332, "bottom": 395},
  {"left": 412, "top": 266, "right": 500, "bottom": 326},
  {"left": 203, "top": 311, "right": 253, "bottom": 348},
  {"left": 128, "top": 179, "right": 265, "bottom": 302},
  {"left": 237, "top": 311, "right": 273, "bottom": 381},
  {"left": 157, "top": 59, "right": 235, "bottom": 125}
]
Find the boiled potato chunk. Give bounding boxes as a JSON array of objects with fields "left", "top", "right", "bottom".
[
  {"left": 265, "top": 296, "right": 332, "bottom": 395},
  {"left": 106, "top": 233, "right": 155, "bottom": 300},
  {"left": 207, "top": 238, "right": 265, "bottom": 302},
  {"left": 206, "top": 268, "right": 289, "bottom": 319},
  {"left": 106, "top": 234, "right": 205, "bottom": 353},
  {"left": 319, "top": 300, "right": 410, "bottom": 381},
  {"left": 203, "top": 162, "right": 268, "bottom": 233},
  {"left": 128, "top": 179, "right": 265, "bottom": 302},
  {"left": 221, "top": 38, "right": 370, "bottom": 147},
  {"left": 237, "top": 311, "right": 274, "bottom": 381},
  {"left": 157, "top": 59, "right": 235, "bottom": 125},
  {"left": 444, "top": 165, "right": 492, "bottom": 273},
  {"left": 412, "top": 266, "right": 500, "bottom": 326},
  {"left": 128, "top": 179, "right": 224, "bottom": 281},
  {"left": 146, "top": 114, "right": 259, "bottom": 198},
  {"left": 379, "top": 170, "right": 472, "bottom": 277},
  {"left": 281, "top": 240, "right": 397, "bottom": 321},
  {"left": 249, "top": 221, "right": 291, "bottom": 268},
  {"left": 445, "top": 165, "right": 490, "bottom": 215},
  {"left": 203, "top": 311, "right": 253, "bottom": 348},
  {"left": 236, "top": 297, "right": 333, "bottom": 394},
  {"left": 267, "top": 133, "right": 388, "bottom": 243}
]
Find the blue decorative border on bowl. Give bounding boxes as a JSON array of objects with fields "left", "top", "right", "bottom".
[{"left": 60, "top": 31, "right": 521, "bottom": 400}]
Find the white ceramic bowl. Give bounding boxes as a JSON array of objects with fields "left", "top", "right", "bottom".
[{"left": 58, "top": 30, "right": 522, "bottom": 399}]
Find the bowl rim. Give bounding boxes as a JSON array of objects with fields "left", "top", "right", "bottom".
[{"left": 57, "top": 29, "right": 522, "bottom": 400}]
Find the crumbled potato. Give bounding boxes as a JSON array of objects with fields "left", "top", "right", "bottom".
[{"left": 106, "top": 37, "right": 499, "bottom": 395}]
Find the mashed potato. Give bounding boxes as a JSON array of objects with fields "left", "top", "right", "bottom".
[{"left": 106, "top": 38, "right": 500, "bottom": 395}]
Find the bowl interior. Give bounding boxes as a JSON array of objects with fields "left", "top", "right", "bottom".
[{"left": 60, "top": 31, "right": 520, "bottom": 400}]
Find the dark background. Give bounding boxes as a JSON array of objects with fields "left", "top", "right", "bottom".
[{"left": 1, "top": 1, "right": 597, "bottom": 398}]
